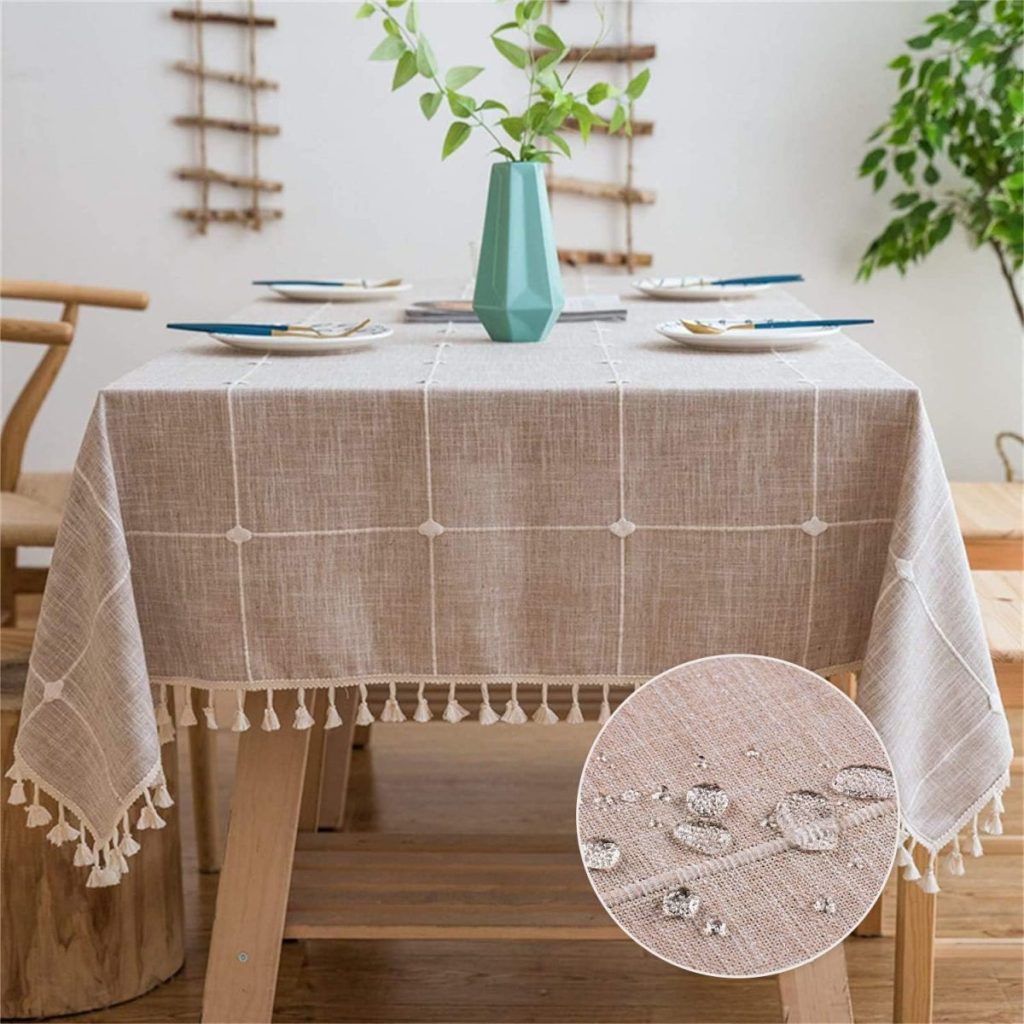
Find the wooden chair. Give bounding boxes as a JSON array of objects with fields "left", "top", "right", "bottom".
[
  {"left": 1, "top": 280, "right": 149, "bottom": 625},
  {"left": 952, "top": 434, "right": 1024, "bottom": 571},
  {"left": 974, "top": 570, "right": 1023, "bottom": 709}
]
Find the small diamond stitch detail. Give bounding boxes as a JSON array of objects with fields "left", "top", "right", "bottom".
[
  {"left": 801, "top": 515, "right": 829, "bottom": 537},
  {"left": 417, "top": 519, "right": 445, "bottom": 538},
  {"left": 226, "top": 525, "right": 252, "bottom": 545},
  {"left": 609, "top": 517, "right": 637, "bottom": 539},
  {"left": 581, "top": 838, "right": 621, "bottom": 871}
]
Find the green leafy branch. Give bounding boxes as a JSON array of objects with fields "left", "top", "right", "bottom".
[
  {"left": 856, "top": 0, "right": 1023, "bottom": 324},
  {"left": 356, "top": 0, "right": 651, "bottom": 164}
]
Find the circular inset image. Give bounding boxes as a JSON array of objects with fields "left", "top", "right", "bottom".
[{"left": 576, "top": 655, "right": 900, "bottom": 978}]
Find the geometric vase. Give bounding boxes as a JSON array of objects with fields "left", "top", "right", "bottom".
[{"left": 472, "top": 161, "right": 565, "bottom": 342}]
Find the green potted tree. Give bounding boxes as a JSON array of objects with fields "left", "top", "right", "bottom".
[
  {"left": 357, "top": 0, "right": 650, "bottom": 342},
  {"left": 857, "top": 0, "right": 1023, "bottom": 325}
]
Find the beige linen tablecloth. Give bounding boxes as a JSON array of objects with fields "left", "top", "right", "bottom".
[{"left": 8, "top": 289, "right": 1012, "bottom": 887}]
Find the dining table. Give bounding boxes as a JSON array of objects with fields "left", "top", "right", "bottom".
[{"left": 8, "top": 282, "right": 1012, "bottom": 1022}]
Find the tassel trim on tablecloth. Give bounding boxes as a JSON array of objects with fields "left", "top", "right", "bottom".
[{"left": 6, "top": 676, "right": 1012, "bottom": 889}]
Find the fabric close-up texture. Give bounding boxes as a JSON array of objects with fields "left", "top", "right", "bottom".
[
  {"left": 577, "top": 655, "right": 901, "bottom": 977},
  {"left": 6, "top": 288, "right": 1012, "bottom": 890}
]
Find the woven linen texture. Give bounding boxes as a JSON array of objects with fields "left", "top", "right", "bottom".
[
  {"left": 579, "top": 655, "right": 899, "bottom": 977},
  {"left": 11, "top": 289, "right": 1012, "bottom": 863}
]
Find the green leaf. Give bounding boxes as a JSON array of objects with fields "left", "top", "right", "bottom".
[
  {"left": 491, "top": 146, "right": 516, "bottom": 160},
  {"left": 906, "top": 35, "right": 934, "bottom": 50},
  {"left": 355, "top": 2, "right": 375, "bottom": 19},
  {"left": 625, "top": 68, "right": 651, "bottom": 101},
  {"left": 894, "top": 150, "right": 917, "bottom": 174},
  {"left": 888, "top": 54, "right": 912, "bottom": 69},
  {"left": 873, "top": 168, "right": 887, "bottom": 192},
  {"left": 859, "top": 147, "right": 886, "bottom": 176},
  {"left": 442, "top": 121, "right": 471, "bottom": 159},
  {"left": 479, "top": 99, "right": 509, "bottom": 113},
  {"left": 499, "top": 116, "right": 526, "bottom": 141},
  {"left": 405, "top": 1, "right": 418, "bottom": 31},
  {"left": 923, "top": 163, "right": 940, "bottom": 185},
  {"left": 534, "top": 24, "right": 565, "bottom": 50},
  {"left": 587, "top": 82, "right": 610, "bottom": 105},
  {"left": 535, "top": 48, "right": 564, "bottom": 73},
  {"left": 447, "top": 91, "right": 476, "bottom": 117},
  {"left": 493, "top": 36, "right": 529, "bottom": 69},
  {"left": 383, "top": 16, "right": 401, "bottom": 36},
  {"left": 385, "top": 0, "right": 406, "bottom": 7},
  {"left": 547, "top": 133, "right": 571, "bottom": 158},
  {"left": 525, "top": 0, "right": 545, "bottom": 19},
  {"left": 893, "top": 191, "right": 920, "bottom": 209},
  {"left": 419, "top": 91, "right": 443, "bottom": 120},
  {"left": 416, "top": 36, "right": 438, "bottom": 77},
  {"left": 392, "top": 50, "right": 417, "bottom": 89},
  {"left": 608, "top": 104, "right": 626, "bottom": 135},
  {"left": 369, "top": 36, "right": 405, "bottom": 61},
  {"left": 446, "top": 65, "right": 483, "bottom": 90}
]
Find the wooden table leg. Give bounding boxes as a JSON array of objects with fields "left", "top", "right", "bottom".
[
  {"left": 317, "top": 689, "right": 359, "bottom": 831},
  {"left": 894, "top": 844, "right": 937, "bottom": 1023},
  {"left": 855, "top": 891, "right": 885, "bottom": 937},
  {"left": 777, "top": 942, "right": 854, "bottom": 1023},
  {"left": 189, "top": 687, "right": 222, "bottom": 873},
  {"left": 202, "top": 691, "right": 311, "bottom": 1024}
]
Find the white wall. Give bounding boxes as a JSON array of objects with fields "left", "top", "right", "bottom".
[{"left": 3, "top": 0, "right": 1021, "bottom": 483}]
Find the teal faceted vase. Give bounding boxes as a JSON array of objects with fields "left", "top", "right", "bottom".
[{"left": 473, "top": 161, "right": 564, "bottom": 342}]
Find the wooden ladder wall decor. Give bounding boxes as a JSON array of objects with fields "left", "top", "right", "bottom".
[
  {"left": 172, "top": 1, "right": 282, "bottom": 232},
  {"left": 545, "top": 0, "right": 655, "bottom": 271}
]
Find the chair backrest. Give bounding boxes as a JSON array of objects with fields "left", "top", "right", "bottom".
[{"left": 0, "top": 280, "right": 148, "bottom": 491}]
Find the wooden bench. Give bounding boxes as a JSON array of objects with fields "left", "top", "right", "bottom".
[{"left": 952, "top": 482, "right": 1023, "bottom": 570}]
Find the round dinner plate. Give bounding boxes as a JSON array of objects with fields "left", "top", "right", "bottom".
[
  {"left": 260, "top": 281, "right": 413, "bottom": 302},
  {"left": 656, "top": 320, "right": 837, "bottom": 352},
  {"left": 635, "top": 278, "right": 772, "bottom": 301},
  {"left": 211, "top": 323, "right": 393, "bottom": 353}
]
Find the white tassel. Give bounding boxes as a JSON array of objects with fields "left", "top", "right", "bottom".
[
  {"left": 993, "top": 791, "right": 1005, "bottom": 813},
  {"left": 156, "top": 684, "right": 175, "bottom": 744},
  {"left": 232, "top": 690, "right": 251, "bottom": 732},
  {"left": 47, "top": 804, "right": 80, "bottom": 846},
  {"left": 946, "top": 835, "right": 965, "bottom": 877},
  {"left": 566, "top": 683, "right": 584, "bottom": 724},
  {"left": 380, "top": 682, "right": 407, "bottom": 723},
  {"left": 478, "top": 683, "right": 500, "bottom": 725},
  {"left": 902, "top": 839, "right": 921, "bottom": 881},
  {"left": 355, "top": 684, "right": 375, "bottom": 726},
  {"left": 203, "top": 691, "right": 219, "bottom": 730},
  {"left": 412, "top": 683, "right": 432, "bottom": 723},
  {"left": 153, "top": 783, "right": 175, "bottom": 809},
  {"left": 293, "top": 688, "right": 316, "bottom": 730},
  {"left": 136, "top": 791, "right": 166, "bottom": 831},
  {"left": 324, "top": 687, "right": 344, "bottom": 729},
  {"left": 7, "top": 779, "right": 26, "bottom": 806},
  {"left": 26, "top": 784, "right": 52, "bottom": 827},
  {"left": 970, "top": 813, "right": 984, "bottom": 857},
  {"left": 532, "top": 681, "right": 559, "bottom": 725},
  {"left": 598, "top": 682, "right": 611, "bottom": 724},
  {"left": 919, "top": 851, "right": 940, "bottom": 893},
  {"left": 442, "top": 692, "right": 470, "bottom": 723},
  {"left": 73, "top": 837, "right": 94, "bottom": 867},
  {"left": 983, "top": 808, "right": 1004, "bottom": 835},
  {"left": 501, "top": 681, "right": 528, "bottom": 725},
  {"left": 262, "top": 689, "right": 281, "bottom": 731},
  {"left": 112, "top": 846, "right": 130, "bottom": 876},
  {"left": 178, "top": 688, "right": 198, "bottom": 728},
  {"left": 120, "top": 814, "right": 141, "bottom": 857},
  {"left": 894, "top": 835, "right": 912, "bottom": 867}
]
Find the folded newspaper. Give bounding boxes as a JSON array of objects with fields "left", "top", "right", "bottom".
[{"left": 405, "top": 295, "right": 627, "bottom": 324}]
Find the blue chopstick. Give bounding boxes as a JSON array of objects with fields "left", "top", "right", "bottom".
[
  {"left": 747, "top": 318, "right": 873, "bottom": 329},
  {"left": 711, "top": 274, "right": 805, "bottom": 286},
  {"left": 252, "top": 280, "right": 348, "bottom": 286},
  {"left": 167, "top": 322, "right": 293, "bottom": 336}
]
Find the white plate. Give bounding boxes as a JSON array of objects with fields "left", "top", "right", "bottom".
[
  {"left": 656, "top": 320, "right": 836, "bottom": 352},
  {"left": 260, "top": 281, "right": 413, "bottom": 302},
  {"left": 211, "top": 323, "right": 393, "bottom": 353},
  {"left": 635, "top": 278, "right": 772, "bottom": 301}
]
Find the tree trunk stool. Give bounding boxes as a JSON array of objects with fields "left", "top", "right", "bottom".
[{"left": 1, "top": 657, "right": 185, "bottom": 1019}]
